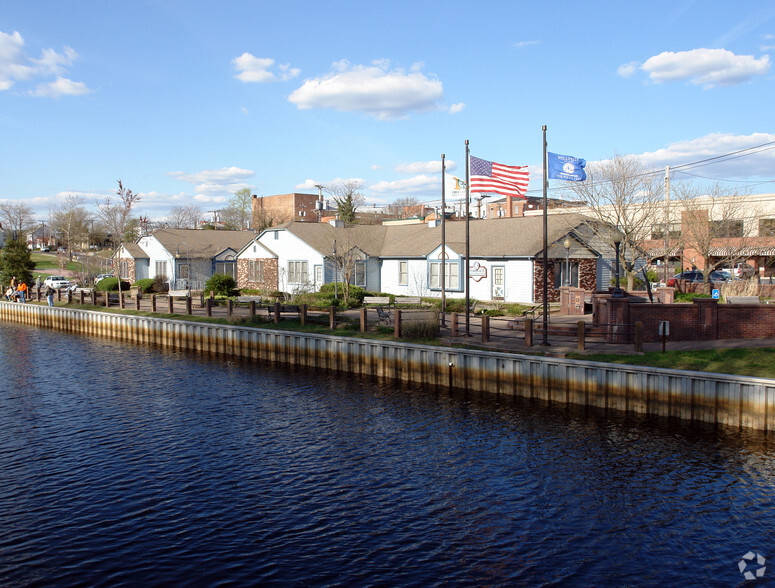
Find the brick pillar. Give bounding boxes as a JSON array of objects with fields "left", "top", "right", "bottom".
[
  {"left": 608, "top": 297, "right": 631, "bottom": 344},
  {"left": 693, "top": 298, "right": 719, "bottom": 340}
]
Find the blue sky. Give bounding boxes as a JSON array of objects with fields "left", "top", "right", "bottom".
[{"left": 1, "top": 0, "right": 774, "bottom": 221}]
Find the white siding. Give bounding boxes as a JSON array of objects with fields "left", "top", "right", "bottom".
[{"left": 258, "top": 229, "right": 324, "bottom": 292}]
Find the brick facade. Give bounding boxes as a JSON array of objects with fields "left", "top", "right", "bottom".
[
  {"left": 595, "top": 296, "right": 775, "bottom": 343},
  {"left": 237, "top": 258, "right": 279, "bottom": 292},
  {"left": 534, "top": 258, "right": 597, "bottom": 303}
]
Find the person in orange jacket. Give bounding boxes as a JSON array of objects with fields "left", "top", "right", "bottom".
[{"left": 16, "top": 280, "right": 27, "bottom": 303}]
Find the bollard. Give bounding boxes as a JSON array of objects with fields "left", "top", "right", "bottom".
[
  {"left": 206, "top": 297, "right": 212, "bottom": 317},
  {"left": 524, "top": 318, "right": 533, "bottom": 347},
  {"left": 249, "top": 301, "right": 256, "bottom": 317},
  {"left": 104, "top": 290, "right": 108, "bottom": 307},
  {"left": 186, "top": 295, "right": 192, "bottom": 315},
  {"left": 227, "top": 299, "right": 233, "bottom": 317},
  {"left": 301, "top": 304, "right": 307, "bottom": 326},
  {"left": 152, "top": 294, "right": 157, "bottom": 313},
  {"left": 360, "top": 307, "right": 367, "bottom": 332},
  {"left": 394, "top": 309, "right": 401, "bottom": 338},
  {"left": 168, "top": 295, "right": 174, "bottom": 314},
  {"left": 578, "top": 321, "right": 585, "bottom": 351},
  {"left": 274, "top": 302, "right": 281, "bottom": 324},
  {"left": 329, "top": 306, "right": 336, "bottom": 330},
  {"left": 134, "top": 292, "right": 141, "bottom": 311},
  {"left": 451, "top": 312, "right": 458, "bottom": 337},
  {"left": 481, "top": 314, "right": 489, "bottom": 343},
  {"left": 79, "top": 290, "right": 85, "bottom": 305}
]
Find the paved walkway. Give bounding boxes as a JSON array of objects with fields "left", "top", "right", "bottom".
[{"left": 21, "top": 291, "right": 775, "bottom": 357}]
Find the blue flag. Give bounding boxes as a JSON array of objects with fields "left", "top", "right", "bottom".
[{"left": 547, "top": 152, "right": 587, "bottom": 181}]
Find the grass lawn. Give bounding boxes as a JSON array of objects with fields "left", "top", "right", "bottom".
[
  {"left": 570, "top": 348, "right": 775, "bottom": 379},
  {"left": 30, "top": 252, "right": 84, "bottom": 274}
]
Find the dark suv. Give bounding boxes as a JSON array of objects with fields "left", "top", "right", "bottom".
[{"left": 667, "top": 270, "right": 729, "bottom": 287}]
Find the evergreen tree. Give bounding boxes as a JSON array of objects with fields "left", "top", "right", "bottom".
[{"left": 0, "top": 239, "right": 35, "bottom": 287}]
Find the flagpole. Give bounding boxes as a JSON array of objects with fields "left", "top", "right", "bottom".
[
  {"left": 465, "top": 139, "right": 471, "bottom": 337},
  {"left": 542, "top": 125, "right": 550, "bottom": 346},
  {"left": 441, "top": 153, "right": 446, "bottom": 327}
]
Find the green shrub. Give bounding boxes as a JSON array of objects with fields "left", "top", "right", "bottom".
[
  {"left": 204, "top": 273, "right": 236, "bottom": 297},
  {"left": 96, "top": 277, "right": 131, "bottom": 291},
  {"left": 317, "top": 283, "right": 365, "bottom": 308},
  {"left": 132, "top": 279, "right": 156, "bottom": 293},
  {"left": 401, "top": 310, "right": 440, "bottom": 340},
  {"left": 675, "top": 292, "right": 711, "bottom": 302}
]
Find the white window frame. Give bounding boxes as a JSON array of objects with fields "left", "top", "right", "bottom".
[
  {"left": 398, "top": 261, "right": 408, "bottom": 286},
  {"left": 288, "top": 260, "right": 308, "bottom": 284}
]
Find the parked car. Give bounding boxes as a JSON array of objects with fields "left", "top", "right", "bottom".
[
  {"left": 666, "top": 270, "right": 729, "bottom": 287},
  {"left": 95, "top": 274, "right": 114, "bottom": 283},
  {"left": 43, "top": 276, "right": 72, "bottom": 289}
]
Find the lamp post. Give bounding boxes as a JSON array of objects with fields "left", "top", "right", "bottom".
[
  {"left": 332, "top": 240, "right": 338, "bottom": 299},
  {"left": 563, "top": 238, "right": 571, "bottom": 287},
  {"left": 612, "top": 231, "right": 624, "bottom": 298}
]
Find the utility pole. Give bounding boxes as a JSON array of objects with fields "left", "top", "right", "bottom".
[{"left": 664, "top": 165, "right": 670, "bottom": 284}]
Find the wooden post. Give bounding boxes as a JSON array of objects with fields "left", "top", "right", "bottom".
[
  {"left": 274, "top": 302, "right": 281, "bottom": 323},
  {"left": 634, "top": 321, "right": 644, "bottom": 353},
  {"left": 206, "top": 297, "right": 212, "bottom": 317},
  {"left": 329, "top": 306, "right": 336, "bottom": 329},
  {"left": 360, "top": 307, "right": 367, "bottom": 332},
  {"left": 301, "top": 304, "right": 307, "bottom": 326},
  {"left": 481, "top": 314, "right": 489, "bottom": 343},
  {"left": 227, "top": 299, "right": 233, "bottom": 317},
  {"left": 67, "top": 290, "right": 72, "bottom": 304},
  {"left": 104, "top": 290, "right": 108, "bottom": 307},
  {"left": 524, "top": 318, "right": 533, "bottom": 347},
  {"left": 186, "top": 295, "right": 192, "bottom": 315},
  {"left": 79, "top": 290, "right": 85, "bottom": 305},
  {"left": 134, "top": 292, "right": 140, "bottom": 310},
  {"left": 451, "top": 312, "right": 458, "bottom": 337},
  {"left": 394, "top": 309, "right": 401, "bottom": 338},
  {"left": 577, "top": 321, "right": 585, "bottom": 351},
  {"left": 249, "top": 300, "right": 256, "bottom": 317},
  {"left": 151, "top": 294, "right": 157, "bottom": 313}
]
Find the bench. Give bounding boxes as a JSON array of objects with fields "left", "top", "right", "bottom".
[
  {"left": 237, "top": 295, "right": 263, "bottom": 304},
  {"left": 394, "top": 296, "right": 422, "bottom": 305},
  {"left": 363, "top": 296, "right": 391, "bottom": 306},
  {"left": 727, "top": 296, "right": 760, "bottom": 304},
  {"left": 168, "top": 289, "right": 191, "bottom": 298},
  {"left": 263, "top": 304, "right": 301, "bottom": 316}
]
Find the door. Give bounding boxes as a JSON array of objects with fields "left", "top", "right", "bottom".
[{"left": 492, "top": 266, "right": 505, "bottom": 299}]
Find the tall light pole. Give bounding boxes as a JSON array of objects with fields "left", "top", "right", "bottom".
[
  {"left": 563, "top": 238, "right": 571, "bottom": 287},
  {"left": 612, "top": 231, "right": 624, "bottom": 298}
]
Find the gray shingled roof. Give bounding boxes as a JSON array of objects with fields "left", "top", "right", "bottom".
[
  {"left": 282, "top": 213, "right": 601, "bottom": 258},
  {"left": 152, "top": 228, "right": 257, "bottom": 257}
]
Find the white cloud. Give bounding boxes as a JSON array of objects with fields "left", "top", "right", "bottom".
[
  {"left": 369, "top": 174, "right": 439, "bottom": 195},
  {"left": 31, "top": 76, "right": 91, "bottom": 97},
  {"left": 449, "top": 102, "right": 465, "bottom": 114},
  {"left": 287, "top": 59, "right": 445, "bottom": 120},
  {"left": 0, "top": 29, "right": 89, "bottom": 95},
  {"left": 168, "top": 166, "right": 255, "bottom": 196},
  {"left": 295, "top": 177, "right": 364, "bottom": 192},
  {"left": 635, "top": 132, "right": 775, "bottom": 178},
  {"left": 514, "top": 40, "right": 539, "bottom": 48},
  {"left": 394, "top": 160, "right": 458, "bottom": 174},
  {"left": 616, "top": 61, "right": 639, "bottom": 78},
  {"left": 232, "top": 52, "right": 299, "bottom": 83},
  {"left": 630, "top": 48, "right": 770, "bottom": 88}
]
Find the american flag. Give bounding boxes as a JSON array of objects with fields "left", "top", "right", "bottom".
[{"left": 469, "top": 155, "right": 529, "bottom": 198}]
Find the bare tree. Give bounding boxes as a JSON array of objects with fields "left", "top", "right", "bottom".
[
  {"left": 221, "top": 188, "right": 253, "bottom": 230},
  {"left": 51, "top": 195, "right": 90, "bottom": 252},
  {"left": 96, "top": 180, "right": 141, "bottom": 307},
  {"left": 326, "top": 180, "right": 365, "bottom": 225},
  {"left": 566, "top": 154, "right": 664, "bottom": 290},
  {"left": 674, "top": 183, "right": 758, "bottom": 282},
  {"left": 330, "top": 229, "right": 366, "bottom": 305},
  {"left": 386, "top": 196, "right": 421, "bottom": 219},
  {"left": 167, "top": 204, "right": 203, "bottom": 229},
  {"left": 0, "top": 202, "right": 35, "bottom": 240}
]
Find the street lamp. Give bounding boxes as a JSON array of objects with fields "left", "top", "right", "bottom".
[
  {"left": 563, "top": 238, "right": 571, "bottom": 287},
  {"left": 612, "top": 231, "right": 624, "bottom": 298}
]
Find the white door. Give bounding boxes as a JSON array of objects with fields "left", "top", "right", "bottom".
[{"left": 492, "top": 266, "right": 505, "bottom": 299}]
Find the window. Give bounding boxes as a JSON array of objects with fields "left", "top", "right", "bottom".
[
  {"left": 179, "top": 264, "right": 190, "bottom": 279},
  {"left": 555, "top": 262, "right": 579, "bottom": 288},
  {"left": 651, "top": 222, "right": 681, "bottom": 240},
  {"left": 248, "top": 259, "right": 264, "bottom": 282},
  {"left": 354, "top": 260, "right": 365, "bottom": 286},
  {"left": 398, "top": 261, "right": 408, "bottom": 286},
  {"left": 215, "top": 262, "right": 236, "bottom": 279},
  {"left": 288, "top": 261, "right": 308, "bottom": 284},
  {"left": 760, "top": 219, "right": 775, "bottom": 237},
  {"left": 429, "top": 261, "right": 460, "bottom": 290},
  {"left": 155, "top": 261, "right": 167, "bottom": 278},
  {"left": 120, "top": 261, "right": 130, "bottom": 278},
  {"left": 709, "top": 219, "right": 744, "bottom": 238}
]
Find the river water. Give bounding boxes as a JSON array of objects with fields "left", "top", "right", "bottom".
[{"left": 0, "top": 322, "right": 774, "bottom": 586}]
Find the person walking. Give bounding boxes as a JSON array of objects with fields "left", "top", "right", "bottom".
[
  {"left": 9, "top": 276, "right": 17, "bottom": 301},
  {"left": 16, "top": 280, "right": 27, "bottom": 303},
  {"left": 45, "top": 284, "right": 55, "bottom": 307}
]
